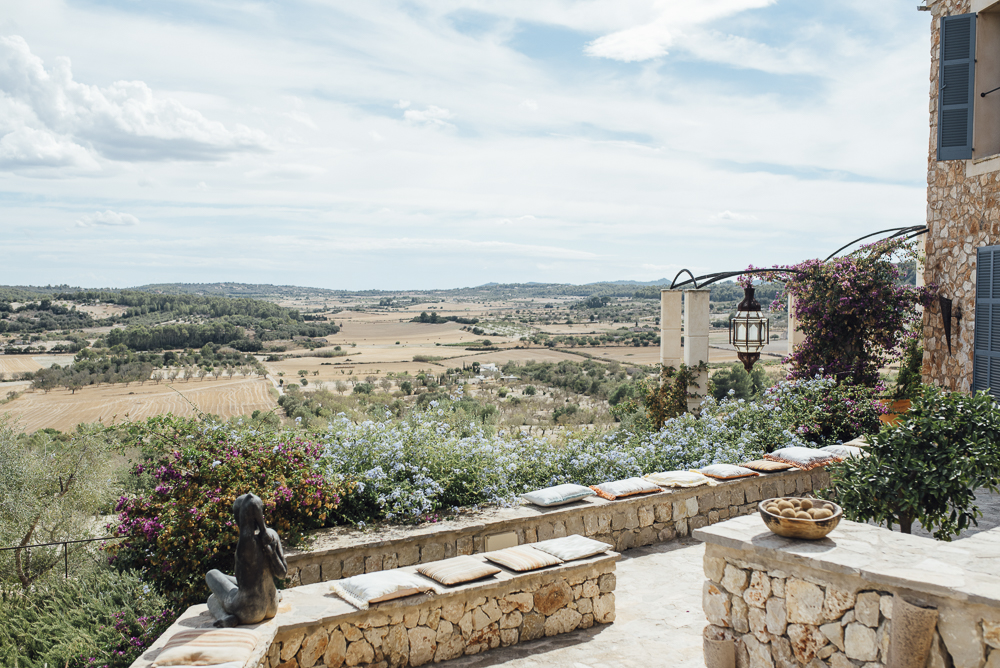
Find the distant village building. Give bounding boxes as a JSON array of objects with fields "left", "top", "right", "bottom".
[{"left": 922, "top": 0, "right": 1000, "bottom": 394}]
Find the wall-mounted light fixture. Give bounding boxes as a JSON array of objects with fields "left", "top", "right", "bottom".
[
  {"left": 730, "top": 286, "right": 770, "bottom": 372},
  {"left": 939, "top": 296, "right": 963, "bottom": 354}
]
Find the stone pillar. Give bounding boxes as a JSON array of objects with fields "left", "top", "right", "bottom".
[
  {"left": 787, "top": 294, "right": 806, "bottom": 356},
  {"left": 660, "top": 290, "right": 682, "bottom": 370},
  {"left": 916, "top": 233, "right": 927, "bottom": 289},
  {"left": 683, "top": 289, "right": 710, "bottom": 411}
]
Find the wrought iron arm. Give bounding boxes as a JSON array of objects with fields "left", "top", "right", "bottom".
[{"left": 822, "top": 225, "right": 927, "bottom": 262}]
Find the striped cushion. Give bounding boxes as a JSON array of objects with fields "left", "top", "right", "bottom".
[
  {"left": 589, "top": 477, "right": 661, "bottom": 500},
  {"left": 152, "top": 628, "right": 258, "bottom": 666},
  {"left": 533, "top": 534, "right": 610, "bottom": 562},
  {"left": 417, "top": 556, "right": 501, "bottom": 586},
  {"left": 331, "top": 571, "right": 435, "bottom": 610},
  {"left": 483, "top": 545, "right": 563, "bottom": 572}
]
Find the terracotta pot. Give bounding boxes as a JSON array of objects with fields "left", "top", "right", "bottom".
[
  {"left": 886, "top": 595, "right": 938, "bottom": 668},
  {"left": 891, "top": 399, "right": 912, "bottom": 413}
]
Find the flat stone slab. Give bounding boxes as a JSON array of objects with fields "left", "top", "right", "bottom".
[{"left": 694, "top": 514, "right": 1000, "bottom": 607}]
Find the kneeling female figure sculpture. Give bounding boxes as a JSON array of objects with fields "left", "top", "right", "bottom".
[{"left": 206, "top": 493, "right": 288, "bottom": 627}]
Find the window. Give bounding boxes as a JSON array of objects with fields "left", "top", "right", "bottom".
[
  {"left": 938, "top": 5, "right": 1000, "bottom": 162},
  {"left": 973, "top": 245, "right": 1000, "bottom": 398}
]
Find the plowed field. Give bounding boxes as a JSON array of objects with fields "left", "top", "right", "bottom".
[{"left": 0, "top": 378, "right": 277, "bottom": 433}]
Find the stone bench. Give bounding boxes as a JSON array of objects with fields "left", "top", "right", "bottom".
[
  {"left": 130, "top": 550, "right": 618, "bottom": 668},
  {"left": 286, "top": 467, "right": 829, "bottom": 587}
]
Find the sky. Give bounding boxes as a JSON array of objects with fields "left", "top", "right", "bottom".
[{"left": 0, "top": 0, "right": 933, "bottom": 290}]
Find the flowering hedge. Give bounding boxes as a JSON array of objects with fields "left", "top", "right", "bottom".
[
  {"left": 107, "top": 415, "right": 345, "bottom": 608},
  {"left": 745, "top": 238, "right": 936, "bottom": 386}
]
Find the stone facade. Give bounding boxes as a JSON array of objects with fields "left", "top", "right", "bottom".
[
  {"left": 924, "top": 0, "right": 1000, "bottom": 391},
  {"left": 696, "top": 514, "right": 1000, "bottom": 668},
  {"left": 285, "top": 468, "right": 830, "bottom": 587}
]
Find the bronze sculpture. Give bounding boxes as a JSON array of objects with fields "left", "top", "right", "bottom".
[{"left": 206, "top": 493, "right": 287, "bottom": 627}]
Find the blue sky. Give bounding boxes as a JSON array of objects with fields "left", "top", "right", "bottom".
[{"left": 0, "top": 0, "right": 931, "bottom": 290}]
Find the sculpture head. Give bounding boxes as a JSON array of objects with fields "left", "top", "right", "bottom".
[{"left": 232, "top": 493, "right": 266, "bottom": 534}]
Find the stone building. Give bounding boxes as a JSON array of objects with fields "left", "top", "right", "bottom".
[{"left": 923, "top": 0, "right": 1000, "bottom": 393}]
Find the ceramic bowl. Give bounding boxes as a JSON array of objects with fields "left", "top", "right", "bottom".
[{"left": 758, "top": 497, "right": 842, "bottom": 540}]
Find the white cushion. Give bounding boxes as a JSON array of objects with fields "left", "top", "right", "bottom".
[
  {"left": 819, "top": 444, "right": 866, "bottom": 459},
  {"left": 417, "top": 556, "right": 501, "bottom": 586},
  {"left": 765, "top": 446, "right": 840, "bottom": 471},
  {"left": 589, "top": 477, "right": 661, "bottom": 500},
  {"left": 644, "top": 470, "right": 717, "bottom": 487},
  {"left": 331, "top": 571, "right": 435, "bottom": 610},
  {"left": 532, "top": 534, "right": 611, "bottom": 562},
  {"left": 698, "top": 464, "right": 760, "bottom": 480},
  {"left": 521, "top": 483, "right": 596, "bottom": 507}
]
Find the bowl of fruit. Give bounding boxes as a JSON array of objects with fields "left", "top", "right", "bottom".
[{"left": 759, "top": 497, "right": 842, "bottom": 540}]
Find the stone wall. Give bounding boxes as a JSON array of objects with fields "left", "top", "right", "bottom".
[
  {"left": 923, "top": 0, "right": 999, "bottom": 392},
  {"left": 285, "top": 467, "right": 829, "bottom": 588},
  {"left": 262, "top": 559, "right": 617, "bottom": 668},
  {"left": 695, "top": 514, "right": 1000, "bottom": 668},
  {"left": 130, "top": 552, "right": 617, "bottom": 668}
]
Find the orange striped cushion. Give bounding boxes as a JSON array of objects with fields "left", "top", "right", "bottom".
[
  {"left": 483, "top": 545, "right": 563, "bottom": 572},
  {"left": 153, "top": 628, "right": 258, "bottom": 666}
]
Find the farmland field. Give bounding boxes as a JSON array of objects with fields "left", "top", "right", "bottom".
[{"left": 0, "top": 377, "right": 276, "bottom": 433}]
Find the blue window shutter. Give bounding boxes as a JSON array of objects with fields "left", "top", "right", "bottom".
[
  {"left": 938, "top": 13, "right": 976, "bottom": 161},
  {"left": 974, "top": 246, "right": 1000, "bottom": 397}
]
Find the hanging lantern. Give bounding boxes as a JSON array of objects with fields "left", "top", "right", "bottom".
[{"left": 729, "top": 286, "right": 770, "bottom": 372}]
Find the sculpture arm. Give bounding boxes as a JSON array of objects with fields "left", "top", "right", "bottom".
[{"left": 263, "top": 528, "right": 288, "bottom": 578}]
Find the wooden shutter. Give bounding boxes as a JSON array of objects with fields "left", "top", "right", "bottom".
[
  {"left": 938, "top": 13, "right": 976, "bottom": 161},
  {"left": 974, "top": 246, "right": 1000, "bottom": 398}
]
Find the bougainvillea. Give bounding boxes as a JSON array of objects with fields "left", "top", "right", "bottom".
[
  {"left": 107, "top": 415, "right": 345, "bottom": 608},
  {"left": 746, "top": 238, "right": 936, "bottom": 386}
]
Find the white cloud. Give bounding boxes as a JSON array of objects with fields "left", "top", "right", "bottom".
[
  {"left": 584, "top": 0, "right": 777, "bottom": 63},
  {"left": 244, "top": 163, "right": 325, "bottom": 180},
  {"left": 76, "top": 210, "right": 140, "bottom": 227},
  {"left": 0, "top": 34, "right": 269, "bottom": 174},
  {"left": 403, "top": 105, "right": 455, "bottom": 128},
  {"left": 714, "top": 210, "right": 758, "bottom": 221},
  {"left": 520, "top": 99, "right": 539, "bottom": 111}
]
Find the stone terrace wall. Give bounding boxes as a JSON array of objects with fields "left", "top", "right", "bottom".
[
  {"left": 696, "top": 514, "right": 1000, "bottom": 668},
  {"left": 262, "top": 558, "right": 617, "bottom": 668},
  {"left": 923, "top": 0, "right": 998, "bottom": 392},
  {"left": 130, "top": 552, "right": 617, "bottom": 668},
  {"left": 286, "top": 467, "right": 830, "bottom": 587}
]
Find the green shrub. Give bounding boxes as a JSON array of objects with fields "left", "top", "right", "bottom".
[
  {"left": 0, "top": 568, "right": 173, "bottom": 668},
  {"left": 826, "top": 385, "right": 1000, "bottom": 539},
  {"left": 710, "top": 363, "right": 770, "bottom": 400},
  {"left": 107, "top": 416, "right": 345, "bottom": 608},
  {"left": 353, "top": 382, "right": 374, "bottom": 395},
  {"left": 893, "top": 337, "right": 923, "bottom": 400}
]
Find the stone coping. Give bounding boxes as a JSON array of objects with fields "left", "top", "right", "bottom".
[
  {"left": 287, "top": 467, "right": 822, "bottom": 569},
  {"left": 130, "top": 550, "right": 619, "bottom": 668},
  {"left": 693, "top": 513, "right": 1000, "bottom": 608}
]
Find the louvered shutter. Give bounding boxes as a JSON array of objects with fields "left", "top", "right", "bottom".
[
  {"left": 938, "top": 13, "right": 977, "bottom": 161},
  {"left": 974, "top": 246, "right": 1000, "bottom": 398}
]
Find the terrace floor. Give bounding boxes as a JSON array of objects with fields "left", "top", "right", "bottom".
[{"left": 446, "top": 537, "right": 708, "bottom": 668}]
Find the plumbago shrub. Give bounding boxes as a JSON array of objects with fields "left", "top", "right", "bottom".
[
  {"left": 315, "top": 378, "right": 870, "bottom": 524},
  {"left": 745, "top": 238, "right": 936, "bottom": 386},
  {"left": 107, "top": 415, "right": 345, "bottom": 608}
]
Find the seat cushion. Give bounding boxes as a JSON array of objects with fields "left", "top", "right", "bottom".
[
  {"left": 521, "top": 483, "right": 596, "bottom": 507},
  {"left": 532, "top": 534, "right": 611, "bottom": 562},
  {"left": 644, "top": 470, "right": 717, "bottom": 487},
  {"left": 483, "top": 545, "right": 563, "bottom": 572},
  {"left": 152, "top": 628, "right": 258, "bottom": 667},
  {"left": 417, "top": 556, "right": 502, "bottom": 586},
  {"left": 331, "top": 570, "right": 436, "bottom": 610},
  {"left": 740, "top": 459, "right": 795, "bottom": 472},
  {"left": 589, "top": 477, "right": 661, "bottom": 500},
  {"left": 698, "top": 464, "right": 760, "bottom": 480},
  {"left": 764, "top": 446, "right": 841, "bottom": 471}
]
